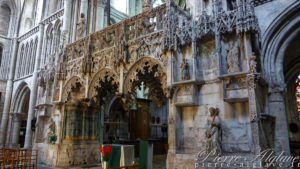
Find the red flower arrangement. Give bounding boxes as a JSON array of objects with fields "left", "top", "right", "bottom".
[{"left": 99, "top": 144, "right": 112, "bottom": 162}]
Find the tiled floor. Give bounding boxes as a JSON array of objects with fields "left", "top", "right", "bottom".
[{"left": 38, "top": 154, "right": 167, "bottom": 169}]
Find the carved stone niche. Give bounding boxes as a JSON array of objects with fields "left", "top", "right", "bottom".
[
  {"left": 174, "top": 83, "right": 200, "bottom": 106},
  {"left": 220, "top": 35, "right": 247, "bottom": 75},
  {"left": 220, "top": 73, "right": 248, "bottom": 102}
]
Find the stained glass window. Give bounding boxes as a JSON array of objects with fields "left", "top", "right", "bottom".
[{"left": 295, "top": 74, "right": 300, "bottom": 122}]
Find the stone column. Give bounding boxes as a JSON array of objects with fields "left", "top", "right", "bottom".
[
  {"left": 268, "top": 87, "right": 291, "bottom": 155},
  {"left": 95, "top": 0, "right": 106, "bottom": 30},
  {"left": 24, "top": 23, "right": 45, "bottom": 148},
  {"left": 11, "top": 113, "right": 22, "bottom": 147},
  {"left": 0, "top": 38, "right": 19, "bottom": 146},
  {"left": 167, "top": 99, "right": 176, "bottom": 169},
  {"left": 80, "top": 0, "right": 88, "bottom": 36},
  {"left": 62, "top": 0, "right": 73, "bottom": 44}
]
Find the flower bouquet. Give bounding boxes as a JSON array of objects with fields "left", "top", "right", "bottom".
[{"left": 99, "top": 144, "right": 112, "bottom": 169}]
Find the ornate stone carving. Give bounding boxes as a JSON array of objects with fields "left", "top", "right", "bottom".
[
  {"left": 250, "top": 52, "right": 257, "bottom": 73},
  {"left": 76, "top": 13, "right": 86, "bottom": 40},
  {"left": 194, "top": 11, "right": 214, "bottom": 39},
  {"left": 142, "top": 0, "right": 152, "bottom": 11},
  {"left": 224, "top": 77, "right": 247, "bottom": 90},
  {"left": 226, "top": 41, "right": 240, "bottom": 74},
  {"left": 88, "top": 69, "right": 119, "bottom": 101},
  {"left": 62, "top": 77, "right": 85, "bottom": 102},
  {"left": 205, "top": 107, "right": 221, "bottom": 155},
  {"left": 124, "top": 58, "right": 167, "bottom": 106},
  {"left": 180, "top": 58, "right": 190, "bottom": 80}
]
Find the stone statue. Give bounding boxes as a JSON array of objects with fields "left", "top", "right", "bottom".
[
  {"left": 76, "top": 13, "right": 85, "bottom": 40},
  {"left": 142, "top": 0, "right": 152, "bottom": 11},
  {"left": 226, "top": 41, "right": 240, "bottom": 74},
  {"left": 180, "top": 58, "right": 190, "bottom": 80},
  {"left": 205, "top": 107, "right": 221, "bottom": 156},
  {"left": 250, "top": 52, "right": 257, "bottom": 73}
]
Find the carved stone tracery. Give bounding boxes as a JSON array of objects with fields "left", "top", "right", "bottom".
[
  {"left": 124, "top": 58, "right": 167, "bottom": 106},
  {"left": 88, "top": 69, "right": 119, "bottom": 102}
]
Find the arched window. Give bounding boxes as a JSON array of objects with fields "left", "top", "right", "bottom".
[
  {"left": 44, "top": 25, "right": 53, "bottom": 65},
  {"left": 17, "top": 45, "right": 25, "bottom": 78},
  {"left": 25, "top": 41, "right": 34, "bottom": 75},
  {"left": 30, "top": 39, "right": 38, "bottom": 73},
  {"left": 295, "top": 74, "right": 300, "bottom": 122},
  {"left": 0, "top": 4, "right": 11, "bottom": 36}
]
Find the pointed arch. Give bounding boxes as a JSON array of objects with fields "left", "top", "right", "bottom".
[
  {"left": 87, "top": 68, "right": 119, "bottom": 99},
  {"left": 62, "top": 76, "right": 85, "bottom": 102},
  {"left": 11, "top": 82, "right": 30, "bottom": 113},
  {"left": 261, "top": 1, "right": 300, "bottom": 88},
  {"left": 123, "top": 57, "right": 167, "bottom": 95}
]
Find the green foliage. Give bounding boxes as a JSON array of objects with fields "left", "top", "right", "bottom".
[{"left": 48, "top": 130, "right": 57, "bottom": 144}]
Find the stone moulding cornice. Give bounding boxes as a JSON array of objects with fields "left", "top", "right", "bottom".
[
  {"left": 41, "top": 8, "right": 64, "bottom": 25},
  {"left": 18, "top": 26, "right": 39, "bottom": 42}
]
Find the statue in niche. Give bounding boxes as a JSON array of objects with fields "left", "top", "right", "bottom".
[
  {"left": 180, "top": 57, "right": 190, "bottom": 80},
  {"left": 76, "top": 13, "right": 85, "bottom": 40},
  {"left": 205, "top": 107, "right": 221, "bottom": 156},
  {"left": 226, "top": 41, "right": 240, "bottom": 74},
  {"left": 250, "top": 52, "right": 257, "bottom": 73}
]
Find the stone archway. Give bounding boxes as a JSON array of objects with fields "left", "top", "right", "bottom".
[
  {"left": 261, "top": 1, "right": 300, "bottom": 157},
  {"left": 10, "top": 82, "right": 31, "bottom": 148},
  {"left": 123, "top": 57, "right": 169, "bottom": 167},
  {"left": 123, "top": 57, "right": 168, "bottom": 105},
  {"left": 87, "top": 69, "right": 120, "bottom": 143}
]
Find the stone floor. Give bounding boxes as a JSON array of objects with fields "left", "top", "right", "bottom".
[{"left": 38, "top": 154, "right": 167, "bottom": 169}]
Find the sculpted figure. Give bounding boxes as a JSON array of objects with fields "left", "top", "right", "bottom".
[
  {"left": 180, "top": 58, "right": 190, "bottom": 80},
  {"left": 250, "top": 52, "right": 257, "bottom": 73},
  {"left": 76, "top": 13, "right": 85, "bottom": 39},
  {"left": 142, "top": 0, "right": 152, "bottom": 11},
  {"left": 205, "top": 107, "right": 221, "bottom": 156},
  {"left": 226, "top": 41, "right": 240, "bottom": 73}
]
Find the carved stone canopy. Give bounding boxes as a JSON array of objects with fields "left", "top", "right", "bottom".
[{"left": 125, "top": 61, "right": 167, "bottom": 106}]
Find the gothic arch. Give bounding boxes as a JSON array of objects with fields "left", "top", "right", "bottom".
[
  {"left": 123, "top": 57, "right": 168, "bottom": 106},
  {"left": 123, "top": 57, "right": 167, "bottom": 95},
  {"left": 0, "top": 0, "right": 17, "bottom": 37},
  {"left": 87, "top": 68, "right": 119, "bottom": 100},
  {"left": 11, "top": 82, "right": 30, "bottom": 113},
  {"left": 261, "top": 1, "right": 300, "bottom": 88},
  {"left": 62, "top": 76, "right": 84, "bottom": 102},
  {"left": 260, "top": 1, "right": 300, "bottom": 156}
]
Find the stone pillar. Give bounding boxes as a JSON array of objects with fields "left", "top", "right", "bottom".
[
  {"left": 62, "top": 0, "right": 73, "bottom": 44},
  {"left": 167, "top": 99, "right": 176, "bottom": 169},
  {"left": 24, "top": 23, "right": 45, "bottom": 148},
  {"left": 11, "top": 113, "right": 22, "bottom": 147},
  {"left": 80, "top": 0, "right": 88, "bottom": 36},
  {"left": 247, "top": 74, "right": 261, "bottom": 156},
  {"left": 0, "top": 38, "right": 19, "bottom": 146},
  {"left": 95, "top": 0, "right": 106, "bottom": 30},
  {"left": 268, "top": 87, "right": 291, "bottom": 155},
  {"left": 71, "top": 0, "right": 80, "bottom": 42}
]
